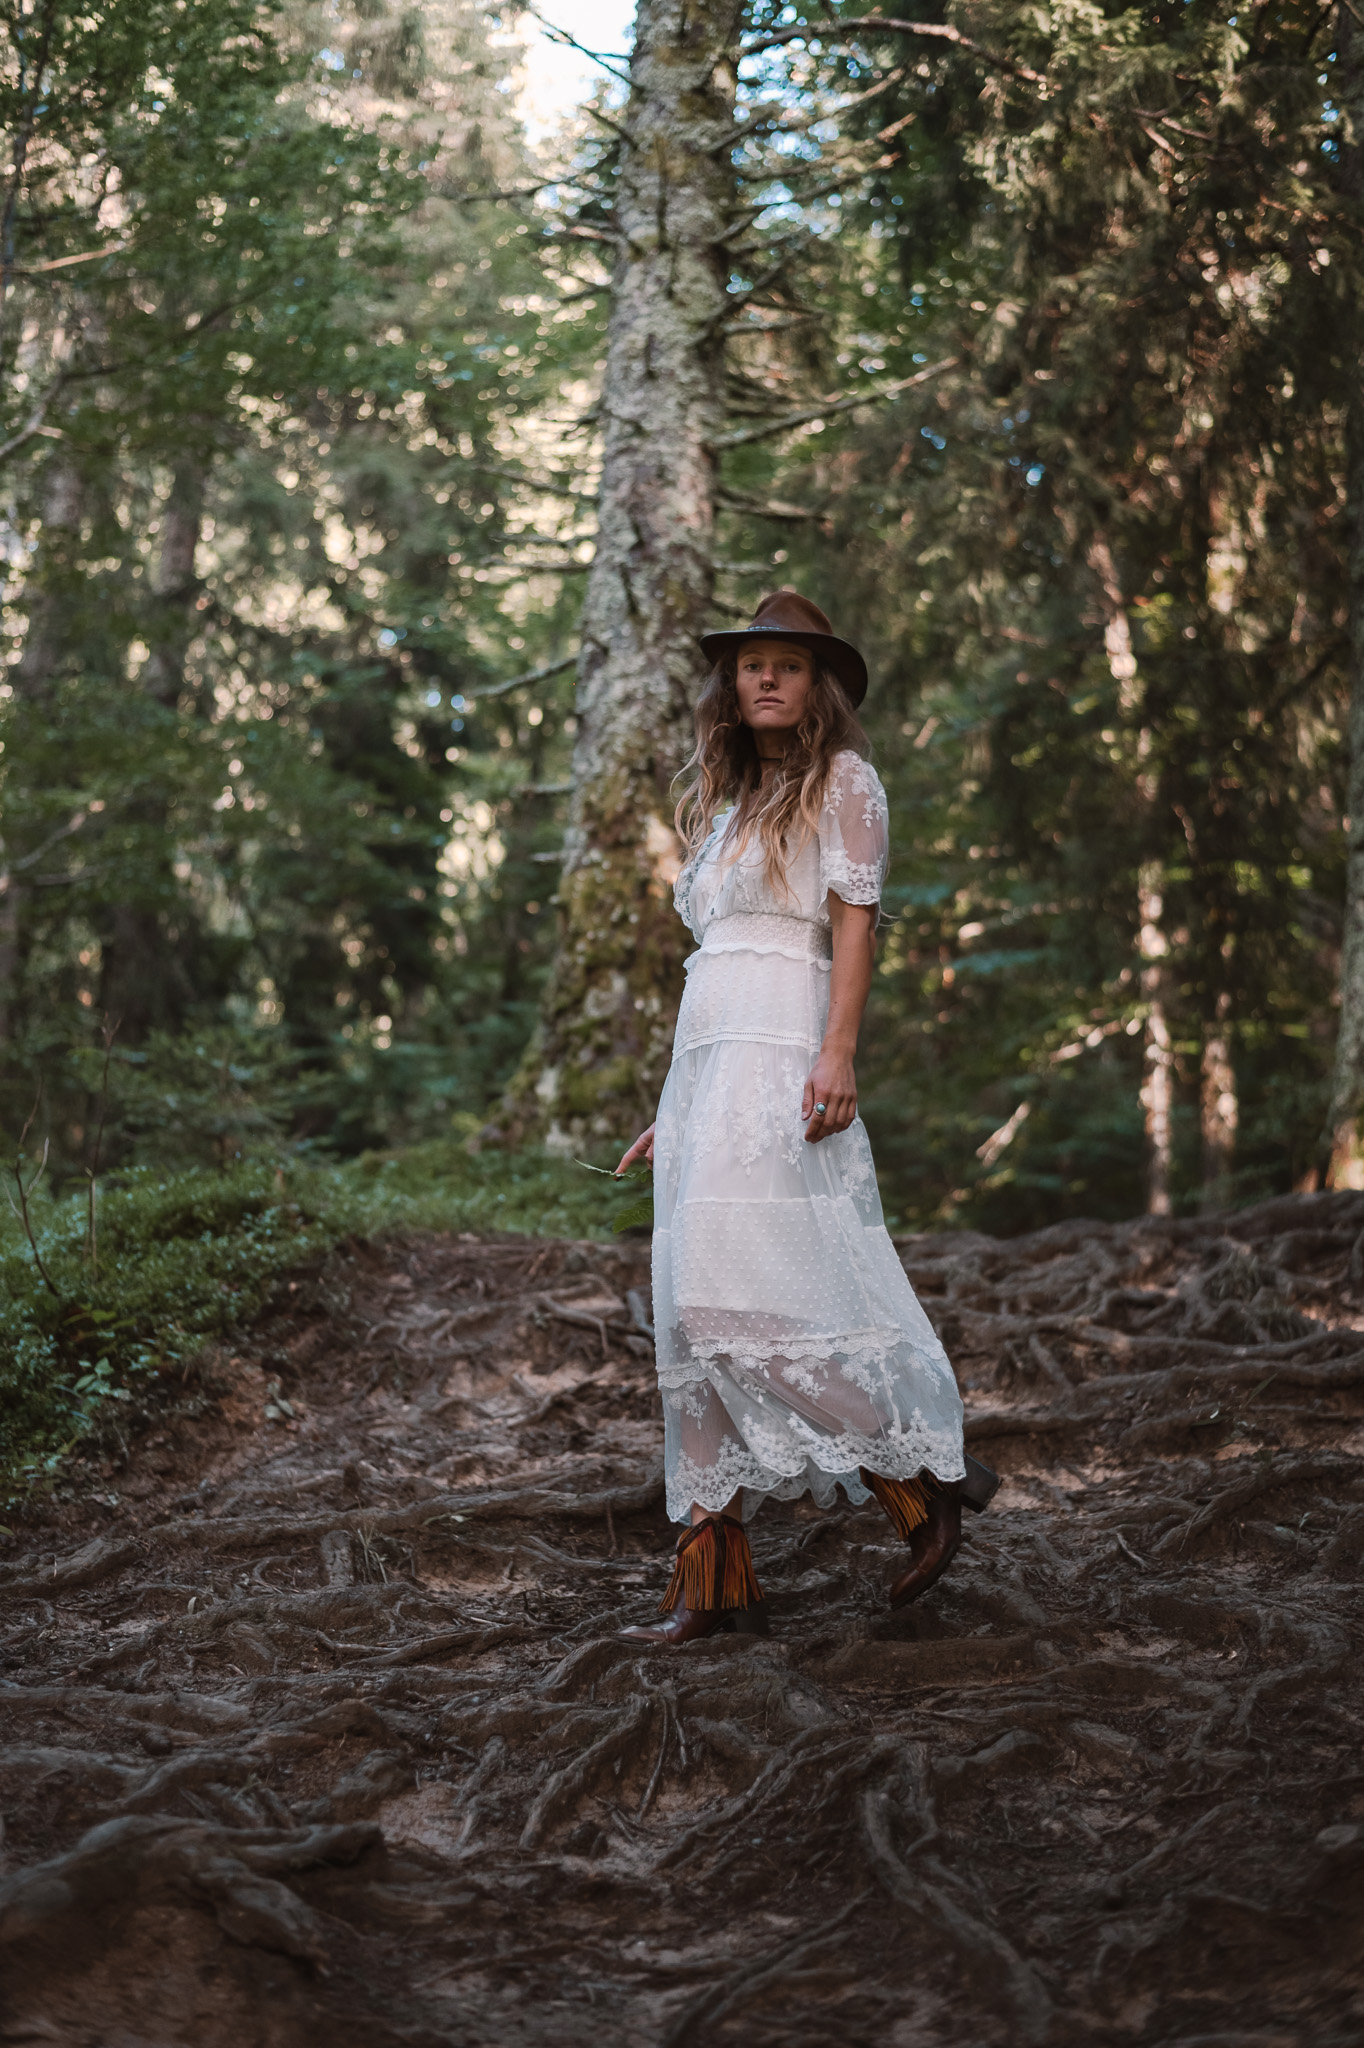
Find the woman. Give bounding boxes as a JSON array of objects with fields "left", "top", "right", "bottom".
[{"left": 616, "top": 591, "right": 998, "bottom": 1646}]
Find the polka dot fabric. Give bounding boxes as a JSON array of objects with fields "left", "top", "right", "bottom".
[{"left": 653, "top": 752, "right": 966, "bottom": 1524}]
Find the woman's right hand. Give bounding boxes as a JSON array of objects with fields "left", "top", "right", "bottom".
[{"left": 615, "top": 1123, "right": 656, "bottom": 1175}]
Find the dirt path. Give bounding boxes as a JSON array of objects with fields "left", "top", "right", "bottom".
[{"left": 2, "top": 1199, "right": 1363, "bottom": 2046}]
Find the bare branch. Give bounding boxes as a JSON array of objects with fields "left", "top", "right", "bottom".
[
  {"left": 477, "top": 559, "right": 593, "bottom": 577},
  {"left": 7, "top": 1093, "right": 59, "bottom": 1297},
  {"left": 0, "top": 810, "right": 88, "bottom": 890},
  {"left": 12, "top": 242, "right": 125, "bottom": 275},
  {"left": 702, "top": 238, "right": 809, "bottom": 335},
  {"left": 523, "top": 6, "right": 634, "bottom": 87},
  {"left": 711, "top": 356, "right": 957, "bottom": 450},
  {"left": 716, "top": 488, "right": 822, "bottom": 523},
  {"left": 0, "top": 376, "right": 65, "bottom": 465},
  {"left": 540, "top": 225, "right": 622, "bottom": 249},
  {"left": 462, "top": 653, "right": 579, "bottom": 704},
  {"left": 470, "top": 462, "right": 598, "bottom": 503}
]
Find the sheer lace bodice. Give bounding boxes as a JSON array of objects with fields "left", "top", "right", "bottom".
[
  {"left": 674, "top": 748, "right": 890, "bottom": 940},
  {"left": 650, "top": 749, "right": 965, "bottom": 1524}
]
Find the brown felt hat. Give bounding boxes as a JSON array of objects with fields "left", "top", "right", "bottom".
[{"left": 699, "top": 589, "right": 869, "bottom": 707}]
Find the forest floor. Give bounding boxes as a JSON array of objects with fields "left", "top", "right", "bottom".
[{"left": 2, "top": 1196, "right": 1363, "bottom": 2047}]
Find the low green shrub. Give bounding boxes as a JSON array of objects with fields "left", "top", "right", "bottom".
[{"left": 0, "top": 1141, "right": 644, "bottom": 1503}]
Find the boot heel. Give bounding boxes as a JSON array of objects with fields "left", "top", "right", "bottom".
[
  {"left": 721, "top": 1602, "right": 770, "bottom": 1636},
  {"left": 960, "top": 1452, "right": 1000, "bottom": 1512}
]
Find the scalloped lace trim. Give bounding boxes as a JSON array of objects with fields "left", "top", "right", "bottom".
[
  {"left": 665, "top": 1431, "right": 967, "bottom": 1524},
  {"left": 819, "top": 851, "right": 881, "bottom": 907}
]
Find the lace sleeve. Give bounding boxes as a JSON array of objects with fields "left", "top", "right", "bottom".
[{"left": 818, "top": 752, "right": 888, "bottom": 912}]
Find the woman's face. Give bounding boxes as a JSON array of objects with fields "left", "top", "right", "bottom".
[{"left": 734, "top": 639, "right": 815, "bottom": 742}]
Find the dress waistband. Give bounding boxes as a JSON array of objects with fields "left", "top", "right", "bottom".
[{"left": 698, "top": 911, "right": 832, "bottom": 963}]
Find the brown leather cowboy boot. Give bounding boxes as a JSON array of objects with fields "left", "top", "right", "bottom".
[
  {"left": 888, "top": 1484, "right": 963, "bottom": 1607},
  {"left": 861, "top": 1454, "right": 1000, "bottom": 1608},
  {"left": 619, "top": 1513, "right": 769, "bottom": 1644}
]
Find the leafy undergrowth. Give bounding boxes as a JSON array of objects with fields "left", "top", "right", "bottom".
[
  {"left": 0, "top": 1141, "right": 641, "bottom": 1501},
  {"left": 0, "top": 1195, "right": 1361, "bottom": 2043}
]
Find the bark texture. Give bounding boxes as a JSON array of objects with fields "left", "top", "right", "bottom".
[{"left": 513, "top": 0, "right": 743, "bottom": 1150}]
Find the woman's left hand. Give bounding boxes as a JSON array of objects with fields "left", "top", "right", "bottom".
[{"left": 802, "top": 1050, "right": 857, "bottom": 1141}]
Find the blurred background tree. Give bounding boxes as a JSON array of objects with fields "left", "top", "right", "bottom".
[{"left": 0, "top": 0, "right": 1357, "bottom": 1235}]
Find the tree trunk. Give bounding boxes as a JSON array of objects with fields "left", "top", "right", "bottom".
[
  {"left": 1327, "top": 5, "right": 1364, "bottom": 1186},
  {"left": 142, "top": 462, "right": 205, "bottom": 709},
  {"left": 1200, "top": 990, "right": 1237, "bottom": 1211},
  {"left": 1086, "top": 535, "right": 1174, "bottom": 1214},
  {"left": 0, "top": 455, "right": 87, "bottom": 1043},
  {"left": 1138, "top": 861, "right": 1174, "bottom": 1216},
  {"left": 510, "top": 0, "right": 741, "bottom": 1151},
  {"left": 100, "top": 461, "right": 206, "bottom": 1040}
]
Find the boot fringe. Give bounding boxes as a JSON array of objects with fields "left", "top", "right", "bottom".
[
  {"left": 658, "top": 1514, "right": 762, "bottom": 1615},
  {"left": 860, "top": 1466, "right": 937, "bottom": 1541}
]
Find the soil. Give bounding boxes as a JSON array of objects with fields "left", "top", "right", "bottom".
[{"left": 2, "top": 1195, "right": 1363, "bottom": 2047}]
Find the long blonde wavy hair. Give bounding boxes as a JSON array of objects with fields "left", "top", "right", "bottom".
[{"left": 673, "top": 653, "right": 870, "bottom": 895}]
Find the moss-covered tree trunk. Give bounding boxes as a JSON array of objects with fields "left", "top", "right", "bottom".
[{"left": 512, "top": 0, "right": 741, "bottom": 1152}]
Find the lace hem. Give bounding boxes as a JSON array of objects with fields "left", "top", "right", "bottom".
[
  {"left": 655, "top": 1325, "right": 924, "bottom": 1387},
  {"left": 665, "top": 1428, "right": 966, "bottom": 1524}
]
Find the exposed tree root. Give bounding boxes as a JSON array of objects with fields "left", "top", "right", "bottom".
[{"left": 0, "top": 1203, "right": 1361, "bottom": 2042}]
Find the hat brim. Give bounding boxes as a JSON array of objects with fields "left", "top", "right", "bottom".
[{"left": 698, "top": 627, "right": 868, "bottom": 708}]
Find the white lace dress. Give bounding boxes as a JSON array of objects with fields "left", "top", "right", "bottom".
[{"left": 652, "top": 749, "right": 966, "bottom": 1525}]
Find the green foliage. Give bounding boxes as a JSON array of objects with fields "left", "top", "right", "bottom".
[
  {"left": 705, "top": 0, "right": 1351, "bottom": 1228},
  {"left": 0, "top": 0, "right": 594, "bottom": 1173},
  {"left": 0, "top": 1135, "right": 643, "bottom": 1502},
  {"left": 1, "top": 0, "right": 1357, "bottom": 1261}
]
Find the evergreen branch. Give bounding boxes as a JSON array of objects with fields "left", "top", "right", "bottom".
[
  {"left": 711, "top": 357, "right": 957, "bottom": 450},
  {"left": 742, "top": 17, "right": 1047, "bottom": 88}
]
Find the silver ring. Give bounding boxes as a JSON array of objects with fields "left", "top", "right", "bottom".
[{"left": 814, "top": 1103, "right": 827, "bottom": 1116}]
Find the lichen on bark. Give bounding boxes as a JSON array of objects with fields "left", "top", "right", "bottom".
[{"left": 509, "top": 0, "right": 744, "bottom": 1151}]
